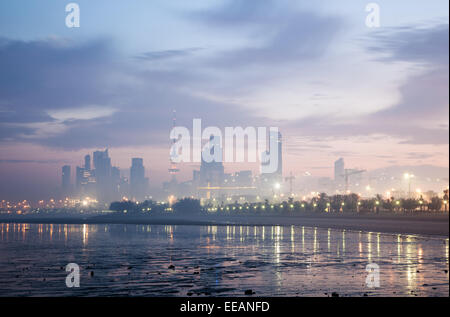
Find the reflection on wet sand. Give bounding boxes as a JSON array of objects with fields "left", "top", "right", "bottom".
[{"left": 0, "top": 223, "right": 448, "bottom": 296}]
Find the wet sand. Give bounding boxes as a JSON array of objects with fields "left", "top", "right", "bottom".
[
  {"left": 0, "top": 223, "right": 448, "bottom": 297},
  {"left": 0, "top": 213, "right": 448, "bottom": 236}
]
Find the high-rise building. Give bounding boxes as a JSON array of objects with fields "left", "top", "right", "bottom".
[
  {"left": 84, "top": 154, "right": 91, "bottom": 171},
  {"left": 62, "top": 165, "right": 71, "bottom": 194},
  {"left": 168, "top": 110, "right": 180, "bottom": 182},
  {"left": 93, "top": 149, "right": 112, "bottom": 203},
  {"left": 334, "top": 158, "right": 345, "bottom": 185},
  {"left": 111, "top": 166, "right": 121, "bottom": 198},
  {"left": 130, "top": 158, "right": 148, "bottom": 200},
  {"left": 275, "top": 131, "right": 282, "bottom": 176},
  {"left": 76, "top": 166, "right": 85, "bottom": 190}
]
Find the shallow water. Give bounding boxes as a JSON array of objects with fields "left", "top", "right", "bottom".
[{"left": 0, "top": 223, "right": 448, "bottom": 296}]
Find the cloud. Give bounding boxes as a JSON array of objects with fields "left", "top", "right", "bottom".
[
  {"left": 282, "top": 23, "right": 449, "bottom": 145},
  {"left": 190, "top": 0, "right": 345, "bottom": 68},
  {"left": 135, "top": 48, "right": 203, "bottom": 61},
  {"left": 366, "top": 24, "right": 449, "bottom": 65},
  {"left": 0, "top": 36, "right": 265, "bottom": 150},
  {"left": 47, "top": 106, "right": 117, "bottom": 121},
  {"left": 0, "top": 159, "right": 66, "bottom": 164}
]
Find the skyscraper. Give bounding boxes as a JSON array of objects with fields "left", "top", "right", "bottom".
[
  {"left": 76, "top": 166, "right": 85, "bottom": 191},
  {"left": 62, "top": 165, "right": 71, "bottom": 194},
  {"left": 84, "top": 154, "right": 91, "bottom": 171},
  {"left": 275, "top": 131, "right": 282, "bottom": 176},
  {"left": 130, "top": 158, "right": 148, "bottom": 200},
  {"left": 111, "top": 166, "right": 121, "bottom": 198},
  {"left": 334, "top": 158, "right": 345, "bottom": 185},
  {"left": 93, "top": 149, "right": 112, "bottom": 203}
]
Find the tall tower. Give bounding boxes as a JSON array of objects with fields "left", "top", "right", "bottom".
[
  {"left": 334, "top": 158, "right": 345, "bottom": 184},
  {"left": 168, "top": 110, "right": 180, "bottom": 182},
  {"left": 130, "top": 158, "right": 147, "bottom": 200},
  {"left": 93, "top": 149, "right": 112, "bottom": 203},
  {"left": 84, "top": 154, "right": 91, "bottom": 171},
  {"left": 276, "top": 131, "right": 282, "bottom": 176},
  {"left": 62, "top": 165, "right": 71, "bottom": 192}
]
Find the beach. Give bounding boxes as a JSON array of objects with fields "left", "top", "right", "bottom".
[{"left": 1, "top": 212, "right": 448, "bottom": 236}]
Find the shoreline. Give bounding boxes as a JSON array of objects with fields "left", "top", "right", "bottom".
[{"left": 0, "top": 213, "right": 448, "bottom": 237}]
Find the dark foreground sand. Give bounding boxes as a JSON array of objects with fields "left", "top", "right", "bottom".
[{"left": 1, "top": 213, "right": 448, "bottom": 237}]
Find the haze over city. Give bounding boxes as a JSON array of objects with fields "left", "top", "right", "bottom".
[
  {"left": 0, "top": 0, "right": 448, "bottom": 202},
  {"left": 0, "top": 1, "right": 449, "bottom": 302}
]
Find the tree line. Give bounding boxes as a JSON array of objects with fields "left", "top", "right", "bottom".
[{"left": 109, "top": 190, "right": 449, "bottom": 215}]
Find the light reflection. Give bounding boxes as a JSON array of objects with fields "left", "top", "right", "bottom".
[
  {"left": 301, "top": 226, "right": 305, "bottom": 252},
  {"left": 0, "top": 223, "right": 448, "bottom": 297},
  {"left": 342, "top": 230, "right": 346, "bottom": 255},
  {"left": 290, "top": 226, "right": 295, "bottom": 253},
  {"left": 377, "top": 233, "right": 381, "bottom": 258},
  {"left": 82, "top": 224, "right": 88, "bottom": 245},
  {"left": 397, "top": 234, "right": 402, "bottom": 263},
  {"left": 313, "top": 227, "right": 317, "bottom": 254},
  {"left": 327, "top": 228, "right": 331, "bottom": 252},
  {"left": 445, "top": 239, "right": 449, "bottom": 265}
]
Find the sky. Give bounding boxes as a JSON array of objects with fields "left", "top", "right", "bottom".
[{"left": 0, "top": 0, "right": 449, "bottom": 200}]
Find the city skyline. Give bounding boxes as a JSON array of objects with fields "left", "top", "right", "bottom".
[
  {"left": 0, "top": 0, "right": 449, "bottom": 201},
  {"left": 51, "top": 147, "right": 448, "bottom": 205},
  {"left": 0, "top": 1, "right": 448, "bottom": 301}
]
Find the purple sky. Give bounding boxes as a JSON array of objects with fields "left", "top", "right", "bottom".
[{"left": 0, "top": 0, "right": 448, "bottom": 201}]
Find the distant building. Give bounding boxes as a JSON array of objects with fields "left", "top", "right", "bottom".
[
  {"left": 62, "top": 165, "right": 71, "bottom": 195},
  {"left": 111, "top": 166, "right": 121, "bottom": 198},
  {"left": 334, "top": 158, "right": 345, "bottom": 185},
  {"left": 130, "top": 158, "right": 148, "bottom": 201},
  {"left": 84, "top": 154, "right": 91, "bottom": 171},
  {"left": 274, "top": 131, "right": 283, "bottom": 177},
  {"left": 93, "top": 149, "right": 113, "bottom": 203}
]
